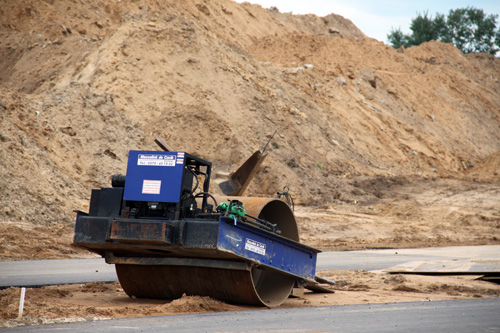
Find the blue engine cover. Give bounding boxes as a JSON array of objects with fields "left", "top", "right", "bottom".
[{"left": 124, "top": 151, "right": 186, "bottom": 203}]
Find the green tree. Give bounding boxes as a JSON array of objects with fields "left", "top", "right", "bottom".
[
  {"left": 388, "top": 11, "right": 445, "bottom": 48},
  {"left": 432, "top": 13, "right": 449, "bottom": 43},
  {"left": 409, "top": 11, "right": 438, "bottom": 45},
  {"left": 387, "top": 27, "right": 409, "bottom": 49},
  {"left": 446, "top": 7, "right": 500, "bottom": 54},
  {"left": 387, "top": 7, "right": 500, "bottom": 55}
]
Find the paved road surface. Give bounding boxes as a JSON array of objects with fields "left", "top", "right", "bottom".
[
  {"left": 0, "top": 258, "right": 115, "bottom": 288},
  {"left": 316, "top": 245, "right": 500, "bottom": 271},
  {"left": 1, "top": 245, "right": 499, "bottom": 288}
]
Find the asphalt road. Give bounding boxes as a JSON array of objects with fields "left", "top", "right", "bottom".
[
  {"left": 2, "top": 245, "right": 499, "bottom": 288},
  {"left": 0, "top": 258, "right": 116, "bottom": 288},
  {"left": 5, "top": 298, "right": 499, "bottom": 332},
  {"left": 316, "top": 245, "right": 500, "bottom": 271}
]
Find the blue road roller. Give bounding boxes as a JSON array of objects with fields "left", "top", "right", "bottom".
[{"left": 74, "top": 150, "right": 327, "bottom": 307}]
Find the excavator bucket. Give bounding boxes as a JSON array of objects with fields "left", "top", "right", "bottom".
[
  {"left": 155, "top": 133, "right": 273, "bottom": 197},
  {"left": 218, "top": 150, "right": 267, "bottom": 196}
]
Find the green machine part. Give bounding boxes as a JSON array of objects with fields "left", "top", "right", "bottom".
[{"left": 218, "top": 202, "right": 246, "bottom": 219}]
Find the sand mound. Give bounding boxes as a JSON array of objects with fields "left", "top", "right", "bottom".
[{"left": 0, "top": 0, "right": 499, "bottom": 257}]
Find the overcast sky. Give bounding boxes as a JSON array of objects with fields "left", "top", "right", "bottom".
[{"left": 235, "top": 0, "right": 500, "bottom": 43}]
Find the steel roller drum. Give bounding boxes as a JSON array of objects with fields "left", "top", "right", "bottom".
[{"left": 115, "top": 197, "right": 299, "bottom": 307}]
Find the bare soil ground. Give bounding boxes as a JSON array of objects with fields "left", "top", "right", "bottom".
[
  {"left": 298, "top": 178, "right": 500, "bottom": 250},
  {"left": 1, "top": 178, "right": 499, "bottom": 261},
  {"left": 2, "top": 272, "right": 499, "bottom": 328},
  {"left": 1, "top": 0, "right": 499, "bottom": 328}
]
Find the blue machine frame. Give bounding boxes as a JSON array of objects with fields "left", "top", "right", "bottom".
[{"left": 218, "top": 216, "right": 318, "bottom": 279}]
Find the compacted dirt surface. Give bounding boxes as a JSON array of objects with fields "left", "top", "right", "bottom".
[
  {"left": 2, "top": 273, "right": 499, "bottom": 327},
  {"left": 1, "top": 0, "right": 500, "bottom": 328}
]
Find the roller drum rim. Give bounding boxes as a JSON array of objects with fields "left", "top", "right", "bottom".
[
  {"left": 115, "top": 263, "right": 295, "bottom": 307},
  {"left": 116, "top": 196, "right": 299, "bottom": 307}
]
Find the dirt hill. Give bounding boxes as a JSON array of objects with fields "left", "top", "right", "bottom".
[{"left": 1, "top": 0, "right": 499, "bottom": 259}]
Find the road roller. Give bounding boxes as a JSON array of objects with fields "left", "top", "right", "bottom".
[{"left": 74, "top": 150, "right": 325, "bottom": 307}]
